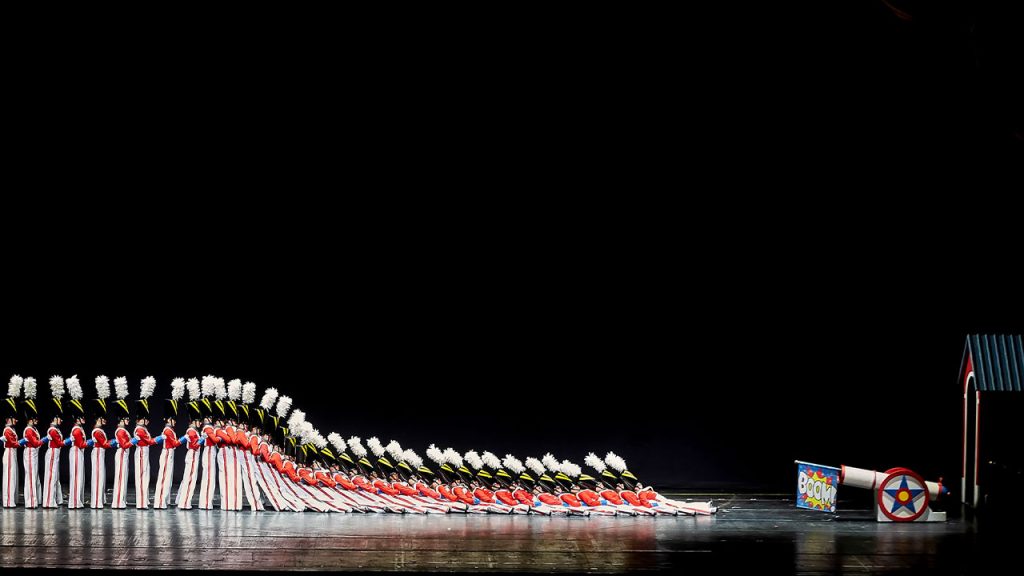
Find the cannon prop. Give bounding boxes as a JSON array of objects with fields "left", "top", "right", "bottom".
[{"left": 796, "top": 461, "right": 948, "bottom": 522}]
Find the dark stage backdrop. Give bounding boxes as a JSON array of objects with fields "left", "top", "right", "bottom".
[{"left": 5, "top": 285, "right": 1020, "bottom": 497}]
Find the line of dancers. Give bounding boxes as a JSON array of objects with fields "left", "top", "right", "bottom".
[{"left": 3, "top": 374, "right": 715, "bottom": 516}]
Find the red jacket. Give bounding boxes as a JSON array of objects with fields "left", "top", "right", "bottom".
[
  {"left": 215, "top": 428, "right": 233, "bottom": 446},
  {"left": 494, "top": 489, "right": 518, "bottom": 506},
  {"left": 373, "top": 479, "right": 400, "bottom": 496},
  {"left": 620, "top": 490, "right": 650, "bottom": 507},
  {"left": 559, "top": 493, "right": 583, "bottom": 507},
  {"left": 282, "top": 461, "right": 300, "bottom": 482},
  {"left": 473, "top": 487, "right": 496, "bottom": 504},
  {"left": 203, "top": 425, "right": 220, "bottom": 445},
  {"left": 537, "top": 492, "right": 561, "bottom": 506},
  {"left": 114, "top": 427, "right": 132, "bottom": 448},
  {"left": 184, "top": 428, "right": 201, "bottom": 450},
  {"left": 249, "top": 435, "right": 261, "bottom": 455},
  {"left": 234, "top": 428, "right": 248, "bottom": 448},
  {"left": 334, "top": 474, "right": 358, "bottom": 491},
  {"left": 161, "top": 426, "right": 181, "bottom": 448},
  {"left": 452, "top": 485, "right": 476, "bottom": 505},
  {"left": 393, "top": 482, "right": 419, "bottom": 496},
  {"left": 600, "top": 489, "right": 625, "bottom": 505},
  {"left": 513, "top": 488, "right": 534, "bottom": 506},
  {"left": 299, "top": 468, "right": 317, "bottom": 486},
  {"left": 352, "top": 476, "right": 375, "bottom": 493},
  {"left": 259, "top": 443, "right": 271, "bottom": 462},
  {"left": 577, "top": 489, "right": 602, "bottom": 507},
  {"left": 639, "top": 489, "right": 659, "bottom": 501},
  {"left": 415, "top": 482, "right": 441, "bottom": 499},
  {"left": 71, "top": 426, "right": 89, "bottom": 449},
  {"left": 315, "top": 470, "right": 336, "bottom": 488},
  {"left": 270, "top": 452, "right": 284, "bottom": 472},
  {"left": 437, "top": 484, "right": 458, "bottom": 501},
  {"left": 23, "top": 426, "right": 43, "bottom": 448},
  {"left": 92, "top": 428, "right": 112, "bottom": 449},
  {"left": 47, "top": 425, "right": 64, "bottom": 448},
  {"left": 3, "top": 426, "right": 18, "bottom": 448},
  {"left": 134, "top": 425, "right": 157, "bottom": 447}
]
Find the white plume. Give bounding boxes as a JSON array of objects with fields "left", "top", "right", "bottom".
[
  {"left": 201, "top": 376, "right": 216, "bottom": 397},
  {"left": 275, "top": 395, "right": 292, "bottom": 418},
  {"left": 386, "top": 440, "right": 404, "bottom": 462},
  {"left": 66, "top": 375, "right": 83, "bottom": 400},
  {"left": 113, "top": 377, "right": 128, "bottom": 399},
  {"left": 259, "top": 387, "right": 279, "bottom": 410},
  {"left": 403, "top": 449, "right": 423, "bottom": 469},
  {"left": 170, "top": 378, "right": 186, "bottom": 401},
  {"left": 213, "top": 377, "right": 226, "bottom": 400},
  {"left": 525, "top": 457, "right": 546, "bottom": 477},
  {"left": 367, "top": 437, "right": 385, "bottom": 457},
  {"left": 295, "top": 421, "right": 313, "bottom": 440},
  {"left": 560, "top": 460, "right": 581, "bottom": 478},
  {"left": 140, "top": 376, "right": 157, "bottom": 399},
  {"left": 94, "top": 376, "right": 110, "bottom": 399},
  {"left": 464, "top": 450, "right": 483, "bottom": 470},
  {"left": 23, "top": 377, "right": 38, "bottom": 399},
  {"left": 444, "top": 447, "right": 463, "bottom": 468},
  {"left": 227, "top": 379, "right": 242, "bottom": 401},
  {"left": 242, "top": 382, "right": 256, "bottom": 404},
  {"left": 503, "top": 454, "right": 525, "bottom": 474},
  {"left": 328, "top": 432, "right": 346, "bottom": 454},
  {"left": 287, "top": 409, "right": 306, "bottom": 430},
  {"left": 585, "top": 452, "right": 607, "bottom": 473},
  {"left": 312, "top": 432, "right": 327, "bottom": 449},
  {"left": 426, "top": 444, "right": 445, "bottom": 465},
  {"left": 186, "top": 378, "right": 200, "bottom": 400},
  {"left": 7, "top": 375, "right": 23, "bottom": 398},
  {"left": 347, "top": 436, "right": 367, "bottom": 458},
  {"left": 49, "top": 376, "right": 65, "bottom": 397},
  {"left": 604, "top": 451, "right": 627, "bottom": 472},
  {"left": 482, "top": 451, "right": 501, "bottom": 470},
  {"left": 542, "top": 453, "right": 560, "bottom": 473}
]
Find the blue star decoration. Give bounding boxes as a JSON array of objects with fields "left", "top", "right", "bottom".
[{"left": 884, "top": 475, "right": 924, "bottom": 514}]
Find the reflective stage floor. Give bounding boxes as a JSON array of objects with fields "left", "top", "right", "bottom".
[{"left": 0, "top": 494, "right": 1007, "bottom": 574}]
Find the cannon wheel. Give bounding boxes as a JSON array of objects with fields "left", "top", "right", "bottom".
[{"left": 877, "top": 467, "right": 930, "bottom": 522}]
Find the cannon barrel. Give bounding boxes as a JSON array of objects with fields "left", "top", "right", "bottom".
[{"left": 840, "top": 465, "right": 944, "bottom": 500}]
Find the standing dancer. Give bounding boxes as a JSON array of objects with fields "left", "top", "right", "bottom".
[
  {"left": 133, "top": 376, "right": 158, "bottom": 509},
  {"left": 64, "top": 376, "right": 88, "bottom": 509},
  {"left": 3, "top": 375, "right": 22, "bottom": 508},
  {"left": 109, "top": 376, "right": 132, "bottom": 509},
  {"left": 197, "top": 376, "right": 221, "bottom": 510},
  {"left": 175, "top": 378, "right": 203, "bottom": 510},
  {"left": 41, "top": 376, "right": 66, "bottom": 508},
  {"left": 20, "top": 377, "right": 43, "bottom": 509},
  {"left": 236, "top": 381, "right": 263, "bottom": 510},
  {"left": 153, "top": 378, "right": 184, "bottom": 509},
  {"left": 89, "top": 376, "right": 114, "bottom": 509}
]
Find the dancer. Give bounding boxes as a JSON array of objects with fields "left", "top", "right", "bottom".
[
  {"left": 89, "top": 376, "right": 113, "bottom": 509},
  {"left": 153, "top": 379, "right": 184, "bottom": 509},
  {"left": 20, "top": 377, "right": 43, "bottom": 509},
  {"left": 41, "top": 376, "right": 66, "bottom": 508},
  {"left": 175, "top": 378, "right": 203, "bottom": 510},
  {"left": 3, "top": 375, "right": 22, "bottom": 508},
  {"left": 65, "top": 376, "right": 88, "bottom": 509},
  {"left": 110, "top": 376, "right": 133, "bottom": 509}
]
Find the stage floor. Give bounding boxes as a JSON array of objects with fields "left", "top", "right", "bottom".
[{"left": 0, "top": 493, "right": 1002, "bottom": 574}]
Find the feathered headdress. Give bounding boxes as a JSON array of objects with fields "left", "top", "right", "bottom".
[
  {"left": 482, "top": 451, "right": 501, "bottom": 470},
  {"left": 427, "top": 444, "right": 445, "bottom": 465},
  {"left": 170, "top": 378, "right": 186, "bottom": 401},
  {"left": 140, "top": 376, "right": 156, "bottom": 399},
  {"left": 367, "top": 436, "right": 385, "bottom": 457},
  {"left": 525, "top": 457, "right": 546, "bottom": 477},
  {"left": 213, "top": 377, "right": 226, "bottom": 400},
  {"left": 386, "top": 440, "right": 404, "bottom": 463},
  {"left": 347, "top": 436, "right": 367, "bottom": 458},
  {"left": 328, "top": 432, "right": 346, "bottom": 455},
  {"left": 66, "top": 375, "right": 83, "bottom": 400},
  {"left": 94, "top": 375, "right": 110, "bottom": 399},
  {"left": 503, "top": 454, "right": 525, "bottom": 475},
  {"left": 23, "top": 377, "right": 38, "bottom": 399},
  {"left": 542, "top": 453, "right": 560, "bottom": 473},
  {"left": 585, "top": 452, "right": 607, "bottom": 473},
  {"left": 227, "top": 379, "right": 242, "bottom": 401},
  {"left": 260, "top": 387, "right": 279, "bottom": 410},
  {"left": 464, "top": 450, "right": 484, "bottom": 470},
  {"left": 604, "top": 451, "right": 637, "bottom": 488},
  {"left": 8, "top": 375, "right": 23, "bottom": 398},
  {"left": 287, "top": 409, "right": 306, "bottom": 430},
  {"left": 201, "top": 376, "right": 216, "bottom": 397},
  {"left": 49, "top": 376, "right": 66, "bottom": 397},
  {"left": 311, "top": 432, "right": 327, "bottom": 449},
  {"left": 186, "top": 378, "right": 200, "bottom": 400},
  {"left": 403, "top": 449, "right": 423, "bottom": 469},
  {"left": 444, "top": 447, "right": 463, "bottom": 468},
  {"left": 560, "top": 460, "right": 581, "bottom": 479},
  {"left": 275, "top": 395, "right": 292, "bottom": 418},
  {"left": 113, "top": 377, "right": 128, "bottom": 399},
  {"left": 242, "top": 382, "right": 256, "bottom": 404}
]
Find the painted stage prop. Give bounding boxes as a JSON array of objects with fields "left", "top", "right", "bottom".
[{"left": 796, "top": 461, "right": 947, "bottom": 522}]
